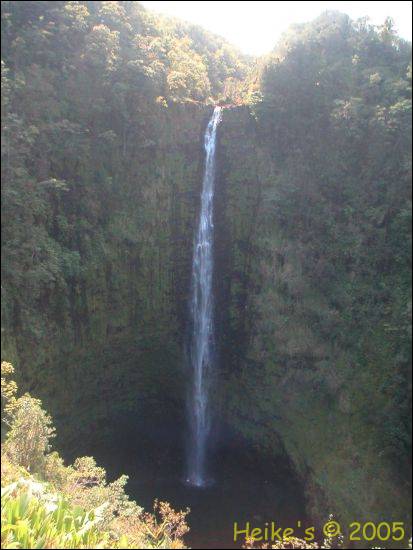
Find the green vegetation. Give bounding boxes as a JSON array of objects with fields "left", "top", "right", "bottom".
[
  {"left": 1, "top": 0, "right": 223, "bottom": 448},
  {"left": 1, "top": 1, "right": 411, "bottom": 547},
  {"left": 2, "top": 483, "right": 116, "bottom": 549},
  {"left": 1, "top": 362, "right": 189, "bottom": 549},
  {"left": 217, "top": 12, "right": 411, "bottom": 527}
]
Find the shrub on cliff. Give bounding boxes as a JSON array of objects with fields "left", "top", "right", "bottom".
[{"left": 5, "top": 395, "right": 55, "bottom": 473}]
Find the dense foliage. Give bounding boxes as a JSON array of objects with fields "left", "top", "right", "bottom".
[
  {"left": 217, "top": 11, "right": 411, "bottom": 526},
  {"left": 1, "top": 0, "right": 248, "bottom": 358},
  {"left": 255, "top": 13, "right": 412, "bottom": 461},
  {"left": 1, "top": 1, "right": 234, "bottom": 449}
]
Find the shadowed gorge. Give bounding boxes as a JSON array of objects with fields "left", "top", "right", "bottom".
[{"left": 1, "top": 2, "right": 412, "bottom": 549}]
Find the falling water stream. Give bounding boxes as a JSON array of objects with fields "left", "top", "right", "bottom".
[
  {"left": 85, "top": 106, "right": 306, "bottom": 548},
  {"left": 186, "top": 106, "right": 222, "bottom": 487}
]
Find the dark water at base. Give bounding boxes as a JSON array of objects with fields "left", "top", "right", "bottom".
[{"left": 90, "top": 435, "right": 307, "bottom": 549}]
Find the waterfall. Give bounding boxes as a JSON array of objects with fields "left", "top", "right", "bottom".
[{"left": 186, "top": 106, "right": 222, "bottom": 487}]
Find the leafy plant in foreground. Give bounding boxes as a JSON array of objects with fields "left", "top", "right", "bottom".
[{"left": 1, "top": 479, "right": 112, "bottom": 549}]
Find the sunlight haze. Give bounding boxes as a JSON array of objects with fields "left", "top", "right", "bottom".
[{"left": 141, "top": 1, "right": 413, "bottom": 55}]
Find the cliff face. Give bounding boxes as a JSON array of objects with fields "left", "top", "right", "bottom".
[
  {"left": 2, "top": 100, "right": 410, "bottom": 530},
  {"left": 215, "top": 106, "right": 411, "bottom": 527},
  {"left": 1, "top": 0, "right": 252, "bottom": 452},
  {"left": 2, "top": 103, "right": 211, "bottom": 449}
]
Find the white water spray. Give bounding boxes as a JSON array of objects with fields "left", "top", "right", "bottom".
[{"left": 186, "top": 107, "right": 222, "bottom": 487}]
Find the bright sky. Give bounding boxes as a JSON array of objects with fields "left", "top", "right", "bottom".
[{"left": 141, "top": 1, "right": 412, "bottom": 55}]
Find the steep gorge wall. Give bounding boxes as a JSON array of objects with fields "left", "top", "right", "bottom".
[
  {"left": 2, "top": 103, "right": 211, "bottom": 450},
  {"left": 215, "top": 106, "right": 411, "bottom": 528},
  {"left": 1, "top": 0, "right": 248, "bottom": 452},
  {"left": 2, "top": 98, "right": 410, "bottom": 529}
]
